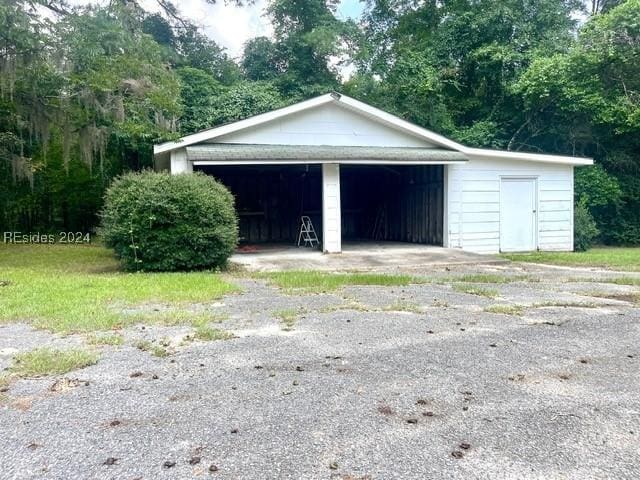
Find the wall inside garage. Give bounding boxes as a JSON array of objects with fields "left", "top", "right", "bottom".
[
  {"left": 196, "top": 165, "right": 322, "bottom": 244},
  {"left": 341, "top": 165, "right": 444, "bottom": 245}
]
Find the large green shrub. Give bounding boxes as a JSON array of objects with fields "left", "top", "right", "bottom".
[
  {"left": 101, "top": 171, "right": 238, "bottom": 271},
  {"left": 574, "top": 198, "right": 600, "bottom": 252}
]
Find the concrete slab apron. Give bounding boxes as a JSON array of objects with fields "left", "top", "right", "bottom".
[{"left": 231, "top": 243, "right": 505, "bottom": 272}]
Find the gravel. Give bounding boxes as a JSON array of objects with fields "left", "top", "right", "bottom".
[{"left": 1, "top": 264, "right": 639, "bottom": 480}]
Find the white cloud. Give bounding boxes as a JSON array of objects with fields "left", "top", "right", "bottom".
[
  {"left": 161, "top": 0, "right": 272, "bottom": 59},
  {"left": 66, "top": 0, "right": 360, "bottom": 64},
  {"left": 66, "top": 0, "right": 272, "bottom": 58}
]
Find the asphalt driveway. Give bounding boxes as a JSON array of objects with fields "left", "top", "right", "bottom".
[{"left": 1, "top": 263, "right": 639, "bottom": 480}]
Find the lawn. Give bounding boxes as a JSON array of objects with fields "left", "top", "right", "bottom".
[
  {"left": 503, "top": 247, "right": 640, "bottom": 271},
  {"left": 0, "top": 243, "right": 238, "bottom": 333},
  {"left": 257, "top": 270, "right": 423, "bottom": 293}
]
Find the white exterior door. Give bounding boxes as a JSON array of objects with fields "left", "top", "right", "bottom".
[{"left": 500, "top": 178, "right": 537, "bottom": 252}]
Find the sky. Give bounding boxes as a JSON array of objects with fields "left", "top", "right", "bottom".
[
  {"left": 69, "top": 0, "right": 365, "bottom": 60},
  {"left": 172, "top": 0, "right": 365, "bottom": 59}
]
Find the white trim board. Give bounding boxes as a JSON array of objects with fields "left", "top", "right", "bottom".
[{"left": 192, "top": 159, "right": 466, "bottom": 166}]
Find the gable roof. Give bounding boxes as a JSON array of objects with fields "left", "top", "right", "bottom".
[{"left": 154, "top": 93, "right": 593, "bottom": 166}]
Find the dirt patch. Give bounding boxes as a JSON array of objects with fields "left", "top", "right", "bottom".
[{"left": 49, "top": 378, "right": 89, "bottom": 393}]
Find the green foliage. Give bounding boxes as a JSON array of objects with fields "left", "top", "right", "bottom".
[
  {"left": 264, "top": 0, "right": 344, "bottom": 95},
  {"left": 355, "top": 0, "right": 581, "bottom": 137},
  {"left": 173, "top": 26, "right": 241, "bottom": 85},
  {"left": 452, "top": 284, "right": 499, "bottom": 299},
  {"left": 210, "top": 82, "right": 288, "bottom": 125},
  {"left": 86, "top": 333, "right": 124, "bottom": 346},
  {"left": 575, "top": 165, "right": 622, "bottom": 209},
  {"left": 101, "top": 171, "right": 238, "bottom": 272},
  {"left": 574, "top": 199, "right": 600, "bottom": 251},
  {"left": 176, "top": 66, "right": 225, "bottom": 134},
  {"left": 241, "top": 37, "right": 282, "bottom": 81},
  {"left": 193, "top": 325, "right": 233, "bottom": 341},
  {"left": 1, "top": 2, "right": 182, "bottom": 233},
  {"left": 515, "top": 0, "right": 640, "bottom": 244},
  {"left": 177, "top": 71, "right": 289, "bottom": 135}
]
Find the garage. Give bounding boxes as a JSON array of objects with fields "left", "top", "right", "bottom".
[{"left": 154, "top": 92, "right": 592, "bottom": 254}]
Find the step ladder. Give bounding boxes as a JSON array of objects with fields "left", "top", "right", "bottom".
[{"left": 297, "top": 216, "right": 319, "bottom": 248}]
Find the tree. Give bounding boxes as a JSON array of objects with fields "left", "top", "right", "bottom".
[
  {"left": 352, "top": 0, "right": 583, "bottom": 146},
  {"left": 174, "top": 26, "right": 241, "bottom": 85},
  {"left": 265, "top": 0, "right": 345, "bottom": 96},
  {"left": 241, "top": 37, "right": 281, "bottom": 81},
  {"left": 176, "top": 67, "right": 224, "bottom": 134},
  {"left": 0, "top": 2, "right": 182, "bottom": 231},
  {"left": 515, "top": 0, "right": 640, "bottom": 243}
]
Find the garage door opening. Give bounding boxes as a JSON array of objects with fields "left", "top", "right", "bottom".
[
  {"left": 195, "top": 165, "right": 322, "bottom": 244},
  {"left": 340, "top": 165, "right": 444, "bottom": 245}
]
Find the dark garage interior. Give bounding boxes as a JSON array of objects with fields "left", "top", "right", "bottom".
[
  {"left": 196, "top": 164, "right": 322, "bottom": 244},
  {"left": 196, "top": 163, "right": 444, "bottom": 247},
  {"left": 340, "top": 165, "right": 444, "bottom": 245}
]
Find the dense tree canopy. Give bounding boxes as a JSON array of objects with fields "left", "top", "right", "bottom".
[{"left": 1, "top": 0, "right": 639, "bottom": 244}]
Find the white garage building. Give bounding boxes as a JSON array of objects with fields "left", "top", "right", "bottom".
[{"left": 154, "top": 93, "right": 592, "bottom": 254}]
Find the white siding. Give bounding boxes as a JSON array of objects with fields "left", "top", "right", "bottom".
[
  {"left": 446, "top": 158, "right": 574, "bottom": 254},
  {"left": 170, "top": 148, "right": 192, "bottom": 174},
  {"left": 215, "top": 104, "right": 436, "bottom": 148}
]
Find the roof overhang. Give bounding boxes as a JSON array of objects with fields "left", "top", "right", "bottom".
[
  {"left": 465, "top": 148, "right": 593, "bottom": 166},
  {"left": 187, "top": 144, "right": 468, "bottom": 166}
]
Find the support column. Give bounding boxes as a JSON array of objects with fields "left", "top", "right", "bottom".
[
  {"left": 170, "top": 148, "right": 193, "bottom": 174},
  {"left": 322, "top": 163, "right": 342, "bottom": 253}
]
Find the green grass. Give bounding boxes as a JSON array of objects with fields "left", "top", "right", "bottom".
[
  {"left": 453, "top": 284, "right": 499, "bottom": 298},
  {"left": 579, "top": 290, "right": 640, "bottom": 304},
  {"left": 86, "top": 332, "right": 124, "bottom": 346},
  {"left": 9, "top": 348, "right": 99, "bottom": 377},
  {"left": 449, "top": 274, "right": 531, "bottom": 284},
  {"left": 532, "top": 300, "right": 600, "bottom": 308},
  {"left": 484, "top": 304, "right": 524, "bottom": 316},
  {"left": 319, "top": 300, "right": 372, "bottom": 313},
  {"left": 193, "top": 325, "right": 233, "bottom": 341},
  {"left": 0, "top": 244, "right": 238, "bottom": 333},
  {"left": 595, "top": 277, "right": 640, "bottom": 286},
  {"left": 257, "top": 271, "right": 422, "bottom": 293},
  {"left": 135, "top": 340, "right": 170, "bottom": 357},
  {"left": 274, "top": 308, "right": 306, "bottom": 330},
  {"left": 503, "top": 247, "right": 640, "bottom": 271}
]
